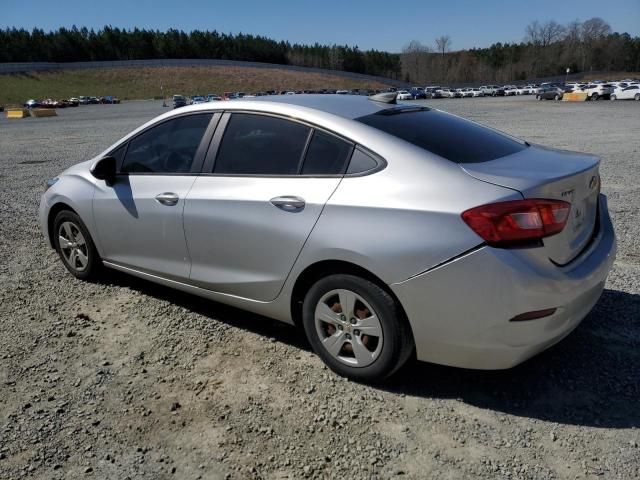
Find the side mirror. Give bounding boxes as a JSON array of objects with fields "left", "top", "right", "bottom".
[{"left": 91, "top": 156, "right": 117, "bottom": 186}]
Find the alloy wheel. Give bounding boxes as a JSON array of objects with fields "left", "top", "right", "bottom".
[
  {"left": 314, "top": 289, "right": 383, "bottom": 367},
  {"left": 58, "top": 221, "right": 89, "bottom": 272}
]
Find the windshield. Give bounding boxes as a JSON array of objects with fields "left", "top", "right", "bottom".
[{"left": 356, "top": 109, "right": 527, "bottom": 164}]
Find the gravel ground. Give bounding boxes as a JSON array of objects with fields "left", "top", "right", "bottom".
[{"left": 0, "top": 96, "right": 639, "bottom": 480}]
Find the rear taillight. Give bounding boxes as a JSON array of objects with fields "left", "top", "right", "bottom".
[{"left": 461, "top": 199, "right": 571, "bottom": 247}]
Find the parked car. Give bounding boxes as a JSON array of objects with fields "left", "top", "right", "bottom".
[
  {"left": 191, "top": 96, "right": 206, "bottom": 104},
  {"left": 100, "top": 96, "right": 120, "bottom": 104},
  {"left": 503, "top": 85, "right": 518, "bottom": 96},
  {"left": 610, "top": 84, "right": 640, "bottom": 101},
  {"left": 39, "top": 92, "right": 615, "bottom": 382},
  {"left": 515, "top": 86, "right": 529, "bottom": 95},
  {"left": 470, "top": 88, "right": 484, "bottom": 97},
  {"left": 410, "top": 87, "right": 427, "bottom": 99},
  {"left": 206, "top": 94, "right": 222, "bottom": 102},
  {"left": 437, "top": 88, "right": 455, "bottom": 98},
  {"left": 581, "top": 84, "right": 613, "bottom": 100},
  {"left": 480, "top": 85, "right": 500, "bottom": 96},
  {"left": 396, "top": 90, "right": 413, "bottom": 100},
  {"left": 89, "top": 97, "right": 100, "bottom": 104},
  {"left": 78, "top": 96, "right": 91, "bottom": 105},
  {"left": 172, "top": 95, "right": 188, "bottom": 109},
  {"left": 41, "top": 99, "right": 66, "bottom": 108},
  {"left": 24, "top": 99, "right": 40, "bottom": 108},
  {"left": 536, "top": 86, "right": 565, "bottom": 101},
  {"left": 336, "top": 90, "right": 349, "bottom": 95}
]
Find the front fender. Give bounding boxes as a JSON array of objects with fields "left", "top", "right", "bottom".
[{"left": 39, "top": 173, "right": 99, "bottom": 254}]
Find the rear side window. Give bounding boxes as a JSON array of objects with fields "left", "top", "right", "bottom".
[
  {"left": 122, "top": 114, "right": 212, "bottom": 173},
  {"left": 214, "top": 114, "right": 311, "bottom": 175},
  {"left": 347, "top": 148, "right": 378, "bottom": 174},
  {"left": 301, "top": 130, "right": 353, "bottom": 175},
  {"left": 356, "top": 109, "right": 526, "bottom": 164}
]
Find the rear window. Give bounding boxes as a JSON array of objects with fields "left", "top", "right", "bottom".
[{"left": 355, "top": 108, "right": 527, "bottom": 164}]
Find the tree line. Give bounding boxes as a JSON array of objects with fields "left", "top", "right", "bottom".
[
  {"left": 0, "top": 26, "right": 401, "bottom": 79},
  {"left": 0, "top": 20, "right": 638, "bottom": 84},
  {"left": 401, "top": 18, "right": 640, "bottom": 84}
]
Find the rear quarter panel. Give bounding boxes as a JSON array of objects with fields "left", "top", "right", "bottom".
[{"left": 291, "top": 137, "right": 524, "bottom": 285}]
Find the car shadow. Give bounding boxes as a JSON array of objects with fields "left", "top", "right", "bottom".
[
  {"left": 99, "top": 271, "right": 639, "bottom": 429},
  {"left": 99, "top": 269, "right": 308, "bottom": 349}
]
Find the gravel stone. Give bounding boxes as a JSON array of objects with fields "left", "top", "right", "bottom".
[{"left": 0, "top": 98, "right": 638, "bottom": 479}]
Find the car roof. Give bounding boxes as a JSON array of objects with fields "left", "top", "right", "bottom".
[{"left": 237, "top": 94, "right": 397, "bottom": 119}]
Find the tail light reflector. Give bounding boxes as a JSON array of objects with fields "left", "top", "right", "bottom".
[{"left": 462, "top": 199, "right": 571, "bottom": 247}]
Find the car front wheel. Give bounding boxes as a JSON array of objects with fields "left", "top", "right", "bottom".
[
  {"left": 302, "top": 274, "right": 414, "bottom": 382},
  {"left": 610, "top": 94, "right": 617, "bottom": 101},
  {"left": 53, "top": 210, "right": 101, "bottom": 280},
  {"left": 635, "top": 93, "right": 640, "bottom": 101}
]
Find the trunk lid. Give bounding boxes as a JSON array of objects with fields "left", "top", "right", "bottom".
[{"left": 461, "top": 145, "right": 600, "bottom": 265}]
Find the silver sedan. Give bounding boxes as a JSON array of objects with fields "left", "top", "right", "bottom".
[{"left": 39, "top": 93, "right": 616, "bottom": 382}]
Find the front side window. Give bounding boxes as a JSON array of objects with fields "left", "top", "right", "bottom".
[
  {"left": 301, "top": 130, "right": 353, "bottom": 175},
  {"left": 214, "top": 114, "right": 311, "bottom": 175},
  {"left": 121, "top": 114, "right": 212, "bottom": 173}
]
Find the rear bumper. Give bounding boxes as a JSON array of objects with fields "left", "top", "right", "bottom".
[{"left": 390, "top": 194, "right": 616, "bottom": 369}]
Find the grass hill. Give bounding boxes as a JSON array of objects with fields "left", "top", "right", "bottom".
[{"left": 0, "top": 65, "right": 392, "bottom": 106}]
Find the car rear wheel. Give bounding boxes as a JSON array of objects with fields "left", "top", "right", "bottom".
[
  {"left": 302, "top": 274, "right": 414, "bottom": 382},
  {"left": 554, "top": 94, "right": 560, "bottom": 101},
  {"left": 610, "top": 94, "right": 617, "bottom": 101},
  {"left": 591, "top": 93, "right": 599, "bottom": 101},
  {"left": 53, "top": 210, "right": 101, "bottom": 280}
]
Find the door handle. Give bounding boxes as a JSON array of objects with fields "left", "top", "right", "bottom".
[
  {"left": 155, "top": 192, "right": 179, "bottom": 206},
  {"left": 270, "top": 196, "right": 305, "bottom": 212}
]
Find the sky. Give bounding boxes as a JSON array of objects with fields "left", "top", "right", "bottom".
[{"left": 2, "top": 0, "right": 639, "bottom": 52}]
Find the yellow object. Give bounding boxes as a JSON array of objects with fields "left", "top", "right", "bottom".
[
  {"left": 6, "top": 108, "right": 30, "bottom": 118},
  {"left": 30, "top": 108, "right": 58, "bottom": 117},
  {"left": 562, "top": 92, "right": 588, "bottom": 102}
]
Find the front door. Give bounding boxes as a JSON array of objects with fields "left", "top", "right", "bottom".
[{"left": 93, "top": 113, "right": 215, "bottom": 280}]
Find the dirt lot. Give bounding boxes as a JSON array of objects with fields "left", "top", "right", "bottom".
[{"left": 0, "top": 96, "right": 639, "bottom": 480}]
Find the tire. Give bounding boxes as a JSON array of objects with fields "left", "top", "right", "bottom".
[
  {"left": 302, "top": 274, "right": 414, "bottom": 382},
  {"left": 537, "top": 95, "right": 542, "bottom": 100},
  {"left": 53, "top": 210, "right": 102, "bottom": 280},
  {"left": 635, "top": 93, "right": 640, "bottom": 101},
  {"left": 591, "top": 93, "right": 599, "bottom": 101},
  {"left": 610, "top": 95, "right": 617, "bottom": 101},
  {"left": 554, "top": 94, "right": 560, "bottom": 101}
]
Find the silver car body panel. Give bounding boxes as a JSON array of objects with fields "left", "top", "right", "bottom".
[
  {"left": 391, "top": 195, "right": 616, "bottom": 368},
  {"left": 461, "top": 144, "right": 601, "bottom": 265},
  {"left": 93, "top": 175, "right": 198, "bottom": 280},
  {"left": 184, "top": 176, "right": 342, "bottom": 301},
  {"left": 39, "top": 95, "right": 616, "bottom": 370}
]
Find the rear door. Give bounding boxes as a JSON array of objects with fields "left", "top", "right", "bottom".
[
  {"left": 93, "top": 112, "right": 217, "bottom": 280},
  {"left": 184, "top": 112, "right": 353, "bottom": 301}
]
